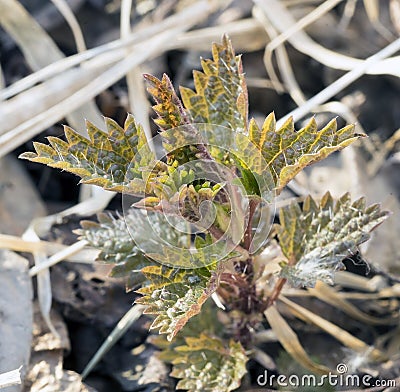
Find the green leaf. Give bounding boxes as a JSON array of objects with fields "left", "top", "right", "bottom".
[
  {"left": 136, "top": 263, "right": 222, "bottom": 341},
  {"left": 136, "top": 161, "right": 222, "bottom": 207},
  {"left": 145, "top": 74, "right": 214, "bottom": 166},
  {"left": 19, "top": 114, "right": 156, "bottom": 194},
  {"left": 249, "top": 113, "right": 362, "bottom": 193},
  {"left": 20, "top": 37, "right": 359, "bottom": 202},
  {"left": 180, "top": 34, "right": 248, "bottom": 132},
  {"left": 151, "top": 306, "right": 247, "bottom": 392},
  {"left": 170, "top": 334, "right": 248, "bottom": 392},
  {"left": 145, "top": 73, "right": 191, "bottom": 131},
  {"left": 277, "top": 192, "right": 390, "bottom": 287},
  {"left": 78, "top": 212, "right": 154, "bottom": 291},
  {"left": 150, "top": 301, "right": 223, "bottom": 357}
]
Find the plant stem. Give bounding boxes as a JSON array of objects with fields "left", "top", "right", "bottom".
[
  {"left": 266, "top": 277, "right": 287, "bottom": 307},
  {"left": 243, "top": 198, "right": 259, "bottom": 251},
  {"left": 208, "top": 224, "right": 249, "bottom": 260},
  {"left": 266, "top": 256, "right": 296, "bottom": 307}
]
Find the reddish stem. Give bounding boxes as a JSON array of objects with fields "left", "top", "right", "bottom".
[
  {"left": 266, "top": 277, "right": 287, "bottom": 307},
  {"left": 267, "top": 255, "right": 297, "bottom": 307},
  {"left": 208, "top": 224, "right": 249, "bottom": 259},
  {"left": 243, "top": 198, "right": 259, "bottom": 251}
]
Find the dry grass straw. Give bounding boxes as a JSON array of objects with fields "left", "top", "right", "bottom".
[
  {"left": 0, "top": 367, "right": 22, "bottom": 389},
  {"left": 120, "top": 0, "right": 153, "bottom": 150},
  {"left": 255, "top": 0, "right": 400, "bottom": 77},
  {"left": 279, "top": 295, "right": 386, "bottom": 361},
  {"left": 23, "top": 224, "right": 59, "bottom": 338},
  {"left": 81, "top": 304, "right": 146, "bottom": 379},
  {"left": 308, "top": 281, "right": 398, "bottom": 325},
  {"left": 0, "top": 233, "right": 97, "bottom": 261},
  {"left": 254, "top": 0, "right": 400, "bottom": 127},
  {"left": 265, "top": 305, "right": 331, "bottom": 374},
  {"left": 50, "top": 0, "right": 87, "bottom": 53},
  {"left": 0, "top": 0, "right": 102, "bottom": 143},
  {"left": 362, "top": 0, "right": 396, "bottom": 41}
]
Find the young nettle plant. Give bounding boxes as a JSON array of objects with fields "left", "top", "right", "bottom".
[{"left": 21, "top": 36, "right": 390, "bottom": 391}]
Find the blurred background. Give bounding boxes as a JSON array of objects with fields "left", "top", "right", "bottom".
[{"left": 0, "top": 1, "right": 399, "bottom": 391}]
